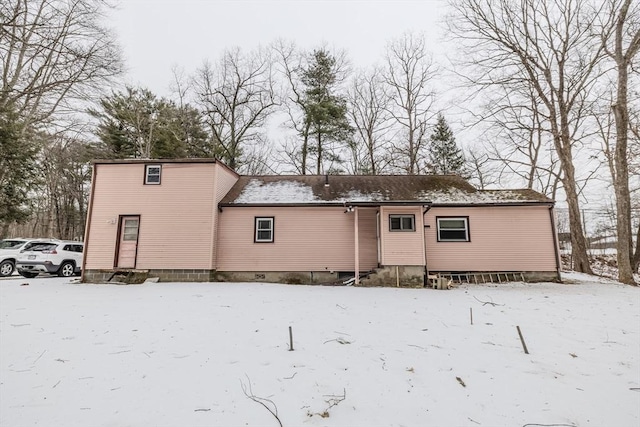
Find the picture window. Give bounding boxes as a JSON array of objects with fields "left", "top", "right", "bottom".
[{"left": 437, "top": 217, "right": 470, "bottom": 242}]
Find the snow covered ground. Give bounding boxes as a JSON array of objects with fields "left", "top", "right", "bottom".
[{"left": 1, "top": 275, "right": 639, "bottom": 427}]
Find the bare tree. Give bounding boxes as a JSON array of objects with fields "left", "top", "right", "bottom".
[
  {"left": 346, "top": 67, "right": 393, "bottom": 174},
  {"left": 447, "top": 0, "right": 611, "bottom": 274},
  {"left": 464, "top": 146, "right": 499, "bottom": 190},
  {"left": 193, "top": 46, "right": 278, "bottom": 171},
  {"left": 600, "top": 0, "right": 640, "bottom": 283},
  {"left": 477, "top": 84, "right": 564, "bottom": 198},
  {"left": 1, "top": 0, "right": 121, "bottom": 235},
  {"left": 629, "top": 97, "right": 640, "bottom": 271},
  {"left": 383, "top": 32, "right": 437, "bottom": 174},
  {"left": 0, "top": 0, "right": 122, "bottom": 127},
  {"left": 273, "top": 40, "right": 312, "bottom": 173}
]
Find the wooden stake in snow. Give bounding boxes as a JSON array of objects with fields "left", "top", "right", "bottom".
[
  {"left": 470, "top": 307, "right": 473, "bottom": 325},
  {"left": 288, "top": 326, "right": 294, "bottom": 351},
  {"left": 516, "top": 325, "right": 529, "bottom": 354}
]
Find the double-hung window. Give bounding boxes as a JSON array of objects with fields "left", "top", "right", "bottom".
[
  {"left": 437, "top": 217, "right": 470, "bottom": 242},
  {"left": 389, "top": 214, "right": 415, "bottom": 232},
  {"left": 255, "top": 217, "right": 274, "bottom": 243},
  {"left": 145, "top": 165, "right": 161, "bottom": 185}
]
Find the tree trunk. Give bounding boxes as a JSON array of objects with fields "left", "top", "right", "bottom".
[
  {"left": 610, "top": 0, "right": 637, "bottom": 284},
  {"left": 0, "top": 222, "right": 9, "bottom": 239},
  {"left": 633, "top": 221, "right": 640, "bottom": 273},
  {"left": 316, "top": 131, "right": 322, "bottom": 175},
  {"left": 557, "top": 137, "right": 593, "bottom": 274},
  {"left": 301, "top": 122, "right": 310, "bottom": 175},
  {"left": 563, "top": 177, "right": 592, "bottom": 274}
]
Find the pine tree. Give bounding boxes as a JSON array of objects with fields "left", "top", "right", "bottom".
[
  {"left": 428, "top": 114, "right": 466, "bottom": 176},
  {"left": 301, "top": 49, "right": 352, "bottom": 174},
  {"left": 0, "top": 106, "right": 39, "bottom": 237},
  {"left": 89, "top": 87, "right": 210, "bottom": 159}
]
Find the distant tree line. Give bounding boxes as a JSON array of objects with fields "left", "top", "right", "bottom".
[{"left": 1, "top": 0, "right": 638, "bottom": 282}]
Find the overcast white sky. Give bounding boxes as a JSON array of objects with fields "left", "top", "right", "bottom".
[
  {"left": 106, "top": 0, "right": 613, "bottom": 212},
  {"left": 110, "top": 0, "right": 449, "bottom": 96}
]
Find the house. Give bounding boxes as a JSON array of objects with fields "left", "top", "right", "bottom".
[{"left": 82, "top": 159, "right": 561, "bottom": 285}]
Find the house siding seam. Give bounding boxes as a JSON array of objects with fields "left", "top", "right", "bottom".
[{"left": 211, "top": 166, "right": 240, "bottom": 269}]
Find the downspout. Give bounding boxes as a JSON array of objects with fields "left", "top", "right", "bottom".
[
  {"left": 354, "top": 207, "right": 360, "bottom": 286},
  {"left": 376, "top": 210, "right": 381, "bottom": 266},
  {"left": 548, "top": 205, "right": 562, "bottom": 280},
  {"left": 379, "top": 206, "right": 386, "bottom": 266},
  {"left": 422, "top": 206, "right": 431, "bottom": 279},
  {"left": 210, "top": 164, "right": 219, "bottom": 272},
  {"left": 81, "top": 164, "right": 98, "bottom": 282}
]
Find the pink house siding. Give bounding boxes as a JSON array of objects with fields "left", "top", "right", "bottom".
[
  {"left": 217, "top": 207, "right": 378, "bottom": 272},
  {"left": 380, "top": 206, "right": 425, "bottom": 266},
  {"left": 425, "top": 206, "right": 557, "bottom": 272},
  {"left": 211, "top": 166, "right": 240, "bottom": 269},
  {"left": 85, "top": 162, "right": 218, "bottom": 270}
]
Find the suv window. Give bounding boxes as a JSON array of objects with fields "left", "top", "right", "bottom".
[
  {"left": 29, "top": 243, "right": 57, "bottom": 252},
  {"left": 0, "top": 240, "right": 25, "bottom": 249},
  {"left": 63, "top": 244, "right": 83, "bottom": 253}
]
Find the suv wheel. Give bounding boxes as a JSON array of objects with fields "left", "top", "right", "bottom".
[
  {"left": 58, "top": 262, "right": 75, "bottom": 277},
  {"left": 19, "top": 271, "right": 38, "bottom": 278},
  {"left": 0, "top": 260, "right": 14, "bottom": 277}
]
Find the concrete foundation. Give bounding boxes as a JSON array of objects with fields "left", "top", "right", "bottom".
[
  {"left": 359, "top": 266, "right": 426, "bottom": 288},
  {"left": 83, "top": 269, "right": 216, "bottom": 283},
  {"left": 214, "top": 271, "right": 340, "bottom": 284},
  {"left": 430, "top": 270, "right": 561, "bottom": 283},
  {"left": 83, "top": 268, "right": 560, "bottom": 286}
]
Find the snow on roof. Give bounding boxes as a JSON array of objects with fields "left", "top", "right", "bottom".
[
  {"left": 233, "top": 181, "right": 391, "bottom": 204},
  {"left": 235, "top": 180, "right": 319, "bottom": 204},
  {"left": 222, "top": 176, "right": 552, "bottom": 205},
  {"left": 423, "top": 189, "right": 546, "bottom": 204}
]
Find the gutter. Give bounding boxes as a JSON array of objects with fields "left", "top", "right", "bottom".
[
  {"left": 218, "top": 201, "right": 432, "bottom": 208},
  {"left": 92, "top": 158, "right": 219, "bottom": 165},
  {"left": 217, "top": 201, "right": 553, "bottom": 208}
]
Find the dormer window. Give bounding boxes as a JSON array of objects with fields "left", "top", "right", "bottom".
[{"left": 145, "top": 165, "right": 161, "bottom": 185}]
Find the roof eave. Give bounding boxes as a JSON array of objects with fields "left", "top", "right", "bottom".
[
  {"left": 92, "top": 158, "right": 219, "bottom": 165},
  {"left": 219, "top": 200, "right": 553, "bottom": 208},
  {"left": 431, "top": 201, "right": 554, "bottom": 207}
]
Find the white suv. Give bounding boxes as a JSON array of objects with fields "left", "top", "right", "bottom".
[
  {"left": 16, "top": 241, "right": 84, "bottom": 278},
  {"left": 0, "top": 238, "right": 47, "bottom": 277}
]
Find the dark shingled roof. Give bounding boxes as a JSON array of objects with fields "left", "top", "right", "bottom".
[{"left": 219, "top": 175, "right": 553, "bottom": 206}]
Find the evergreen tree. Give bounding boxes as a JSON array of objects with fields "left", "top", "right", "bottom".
[
  {"left": 90, "top": 87, "right": 210, "bottom": 159},
  {"left": 301, "top": 49, "right": 352, "bottom": 174},
  {"left": 0, "top": 107, "right": 39, "bottom": 237},
  {"left": 428, "top": 114, "right": 466, "bottom": 176}
]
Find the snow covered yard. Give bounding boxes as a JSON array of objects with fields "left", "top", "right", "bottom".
[{"left": 1, "top": 276, "right": 639, "bottom": 427}]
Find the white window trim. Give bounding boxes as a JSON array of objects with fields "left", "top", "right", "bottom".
[
  {"left": 437, "top": 217, "right": 470, "bottom": 242},
  {"left": 389, "top": 214, "right": 416, "bottom": 232},
  {"left": 255, "top": 217, "right": 274, "bottom": 243},
  {"left": 145, "top": 164, "right": 161, "bottom": 185}
]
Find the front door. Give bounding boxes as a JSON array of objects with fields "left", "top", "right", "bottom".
[{"left": 117, "top": 216, "right": 140, "bottom": 268}]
